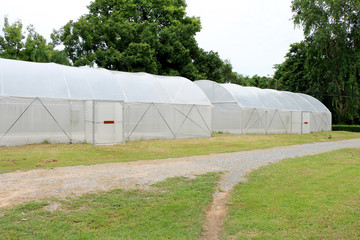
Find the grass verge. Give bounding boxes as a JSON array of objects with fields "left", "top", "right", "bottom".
[
  {"left": 1, "top": 131, "right": 360, "bottom": 173},
  {"left": 222, "top": 148, "right": 360, "bottom": 239},
  {"left": 0, "top": 173, "right": 219, "bottom": 239}
]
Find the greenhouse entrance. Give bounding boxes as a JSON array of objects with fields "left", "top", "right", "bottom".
[
  {"left": 85, "top": 101, "right": 124, "bottom": 145},
  {"left": 302, "top": 112, "right": 311, "bottom": 134}
]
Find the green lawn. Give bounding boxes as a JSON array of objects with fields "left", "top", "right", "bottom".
[
  {"left": 0, "top": 173, "right": 219, "bottom": 240},
  {"left": 1, "top": 131, "right": 360, "bottom": 173},
  {"left": 222, "top": 148, "right": 360, "bottom": 239}
]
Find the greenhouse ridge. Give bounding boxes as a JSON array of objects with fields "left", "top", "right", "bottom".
[{"left": 0, "top": 58, "right": 331, "bottom": 146}]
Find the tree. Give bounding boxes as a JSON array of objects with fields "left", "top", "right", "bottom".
[
  {"left": 56, "top": 0, "right": 204, "bottom": 80},
  {"left": 193, "top": 49, "right": 224, "bottom": 81},
  {"left": 283, "top": 0, "right": 360, "bottom": 124},
  {"left": 21, "top": 25, "right": 51, "bottom": 62},
  {"left": 218, "top": 60, "right": 237, "bottom": 83},
  {"left": 0, "top": 17, "right": 24, "bottom": 59},
  {"left": 0, "top": 17, "right": 70, "bottom": 65},
  {"left": 233, "top": 73, "right": 275, "bottom": 89},
  {"left": 273, "top": 41, "right": 311, "bottom": 92}
]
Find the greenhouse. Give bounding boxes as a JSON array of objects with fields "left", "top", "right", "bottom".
[
  {"left": 0, "top": 58, "right": 212, "bottom": 146},
  {"left": 195, "top": 80, "right": 331, "bottom": 135}
]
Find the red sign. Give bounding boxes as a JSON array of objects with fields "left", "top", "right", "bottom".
[
  {"left": 304, "top": 122, "right": 308, "bottom": 125},
  {"left": 104, "top": 121, "right": 115, "bottom": 124}
]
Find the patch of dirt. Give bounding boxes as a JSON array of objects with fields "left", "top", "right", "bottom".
[
  {"left": 35, "top": 158, "right": 58, "bottom": 168},
  {"left": 43, "top": 202, "right": 62, "bottom": 212},
  {"left": 44, "top": 159, "right": 58, "bottom": 163},
  {"left": 203, "top": 191, "right": 232, "bottom": 240}
]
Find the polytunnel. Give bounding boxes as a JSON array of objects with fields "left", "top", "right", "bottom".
[
  {"left": 0, "top": 58, "right": 212, "bottom": 146},
  {"left": 195, "top": 80, "right": 331, "bottom": 134}
]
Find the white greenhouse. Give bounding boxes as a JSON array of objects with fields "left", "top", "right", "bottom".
[
  {"left": 195, "top": 80, "right": 331, "bottom": 135},
  {"left": 0, "top": 58, "right": 212, "bottom": 146}
]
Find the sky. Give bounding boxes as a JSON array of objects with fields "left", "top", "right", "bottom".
[{"left": 0, "top": 0, "right": 304, "bottom": 77}]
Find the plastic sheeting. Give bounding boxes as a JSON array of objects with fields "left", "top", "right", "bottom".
[
  {"left": 111, "top": 72, "right": 210, "bottom": 105},
  {"left": 0, "top": 58, "right": 212, "bottom": 146},
  {"left": 111, "top": 72, "right": 212, "bottom": 140},
  {"left": 195, "top": 80, "right": 332, "bottom": 134},
  {"left": 0, "top": 58, "right": 126, "bottom": 100},
  {"left": 0, "top": 97, "right": 87, "bottom": 146}
]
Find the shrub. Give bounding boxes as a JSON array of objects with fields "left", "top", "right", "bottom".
[{"left": 332, "top": 125, "right": 360, "bottom": 132}]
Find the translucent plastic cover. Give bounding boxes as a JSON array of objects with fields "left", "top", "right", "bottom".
[
  {"left": 195, "top": 80, "right": 330, "bottom": 113},
  {"left": 0, "top": 58, "right": 210, "bottom": 106},
  {"left": 0, "top": 58, "right": 126, "bottom": 101},
  {"left": 195, "top": 80, "right": 331, "bottom": 135},
  {"left": 112, "top": 72, "right": 211, "bottom": 105},
  {"left": 195, "top": 80, "right": 236, "bottom": 103}
]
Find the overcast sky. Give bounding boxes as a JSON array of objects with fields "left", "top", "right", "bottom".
[{"left": 0, "top": 0, "right": 304, "bottom": 77}]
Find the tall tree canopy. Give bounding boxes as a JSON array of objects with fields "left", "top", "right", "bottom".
[
  {"left": 273, "top": 41, "right": 310, "bottom": 92},
  {"left": 56, "top": 0, "right": 202, "bottom": 80},
  {"left": 275, "top": 0, "right": 360, "bottom": 124},
  {"left": 55, "top": 0, "right": 243, "bottom": 82},
  {"left": 0, "top": 17, "right": 70, "bottom": 65}
]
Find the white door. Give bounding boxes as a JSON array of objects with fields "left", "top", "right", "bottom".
[
  {"left": 93, "top": 101, "right": 124, "bottom": 144},
  {"left": 302, "top": 112, "right": 311, "bottom": 134}
]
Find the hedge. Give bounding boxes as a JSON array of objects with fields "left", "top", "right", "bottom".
[{"left": 332, "top": 125, "right": 360, "bottom": 132}]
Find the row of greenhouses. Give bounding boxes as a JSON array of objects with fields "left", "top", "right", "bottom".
[{"left": 0, "top": 58, "right": 331, "bottom": 146}]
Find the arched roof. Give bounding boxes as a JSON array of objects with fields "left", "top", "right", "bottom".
[
  {"left": 0, "top": 58, "right": 126, "bottom": 100},
  {"left": 111, "top": 71, "right": 211, "bottom": 105},
  {"left": 195, "top": 80, "right": 330, "bottom": 113},
  {"left": 0, "top": 58, "right": 210, "bottom": 105}
]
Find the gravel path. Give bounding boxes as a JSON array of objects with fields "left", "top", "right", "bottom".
[{"left": 1, "top": 139, "right": 360, "bottom": 208}]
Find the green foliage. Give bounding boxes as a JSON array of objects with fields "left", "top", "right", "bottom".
[
  {"left": 0, "top": 18, "right": 24, "bottom": 59},
  {"left": 194, "top": 49, "right": 224, "bottom": 81},
  {"left": 222, "top": 148, "right": 360, "bottom": 239},
  {"left": 233, "top": 73, "right": 276, "bottom": 89},
  {"left": 219, "top": 60, "right": 237, "bottom": 83},
  {"left": 57, "top": 0, "right": 201, "bottom": 79},
  {"left": 273, "top": 42, "right": 310, "bottom": 92},
  {"left": 332, "top": 125, "right": 360, "bottom": 132},
  {"left": 0, "top": 17, "right": 70, "bottom": 65},
  {"left": 55, "top": 0, "right": 248, "bottom": 82},
  {"left": 0, "top": 173, "right": 219, "bottom": 239},
  {"left": 275, "top": 0, "right": 360, "bottom": 124}
]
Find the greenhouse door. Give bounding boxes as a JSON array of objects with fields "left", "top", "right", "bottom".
[
  {"left": 302, "top": 112, "right": 311, "bottom": 134},
  {"left": 87, "top": 101, "right": 124, "bottom": 145}
]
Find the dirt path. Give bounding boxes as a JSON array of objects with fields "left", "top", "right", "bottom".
[
  {"left": 203, "top": 191, "right": 232, "bottom": 240},
  {"left": 1, "top": 139, "right": 360, "bottom": 239}
]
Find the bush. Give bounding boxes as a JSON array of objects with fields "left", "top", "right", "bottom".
[{"left": 332, "top": 125, "right": 360, "bottom": 132}]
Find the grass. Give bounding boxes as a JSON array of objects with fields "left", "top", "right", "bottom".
[
  {"left": 222, "top": 148, "right": 360, "bottom": 239},
  {"left": 1, "top": 131, "right": 360, "bottom": 173},
  {"left": 0, "top": 173, "right": 220, "bottom": 239}
]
